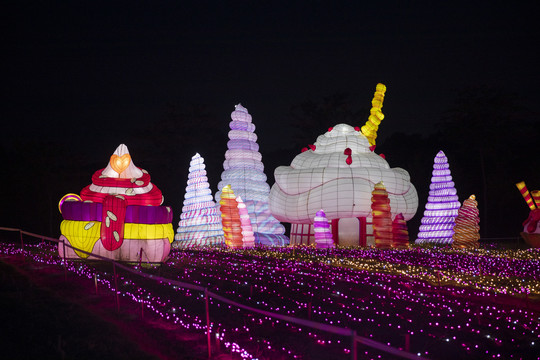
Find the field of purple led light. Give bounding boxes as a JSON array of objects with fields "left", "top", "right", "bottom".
[{"left": 2, "top": 239, "right": 540, "bottom": 360}]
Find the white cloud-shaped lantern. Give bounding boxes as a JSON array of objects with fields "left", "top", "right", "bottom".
[{"left": 269, "top": 124, "right": 418, "bottom": 246}]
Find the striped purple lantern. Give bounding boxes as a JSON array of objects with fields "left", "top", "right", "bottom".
[
  {"left": 415, "top": 150, "right": 460, "bottom": 245},
  {"left": 314, "top": 209, "right": 335, "bottom": 249}
]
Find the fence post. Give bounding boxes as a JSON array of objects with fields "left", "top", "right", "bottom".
[
  {"left": 19, "top": 230, "right": 24, "bottom": 250},
  {"left": 94, "top": 273, "right": 98, "bottom": 294},
  {"left": 139, "top": 247, "right": 143, "bottom": 268},
  {"left": 405, "top": 333, "right": 410, "bottom": 352},
  {"left": 350, "top": 329, "right": 357, "bottom": 360},
  {"left": 62, "top": 240, "right": 67, "bottom": 281},
  {"left": 113, "top": 262, "right": 120, "bottom": 312},
  {"left": 205, "top": 288, "right": 211, "bottom": 359}
]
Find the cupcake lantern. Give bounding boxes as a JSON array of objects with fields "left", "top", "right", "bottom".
[{"left": 58, "top": 144, "right": 174, "bottom": 262}]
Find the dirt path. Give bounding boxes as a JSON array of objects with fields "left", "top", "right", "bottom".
[{"left": 0, "top": 253, "right": 230, "bottom": 360}]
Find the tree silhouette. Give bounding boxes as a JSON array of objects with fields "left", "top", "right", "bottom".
[{"left": 436, "top": 86, "right": 539, "bottom": 239}]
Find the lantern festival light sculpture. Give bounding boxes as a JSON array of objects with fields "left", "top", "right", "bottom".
[
  {"left": 58, "top": 144, "right": 174, "bottom": 262},
  {"left": 516, "top": 181, "right": 540, "bottom": 248},
  {"left": 371, "top": 182, "right": 394, "bottom": 248},
  {"left": 237, "top": 196, "right": 255, "bottom": 248},
  {"left": 452, "top": 194, "right": 480, "bottom": 248},
  {"left": 216, "top": 104, "right": 288, "bottom": 246},
  {"left": 314, "top": 209, "right": 335, "bottom": 249},
  {"left": 415, "top": 150, "right": 460, "bottom": 245},
  {"left": 219, "top": 185, "right": 242, "bottom": 248},
  {"left": 269, "top": 84, "right": 418, "bottom": 247},
  {"left": 361, "top": 83, "right": 386, "bottom": 148},
  {"left": 174, "top": 153, "right": 225, "bottom": 248},
  {"left": 392, "top": 213, "right": 409, "bottom": 248}
]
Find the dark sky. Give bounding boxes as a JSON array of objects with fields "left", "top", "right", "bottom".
[
  {"left": 2, "top": 1, "right": 539, "bottom": 237},
  {"left": 4, "top": 2, "right": 538, "bottom": 147}
]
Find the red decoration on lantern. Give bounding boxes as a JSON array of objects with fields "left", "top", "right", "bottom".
[
  {"left": 379, "top": 153, "right": 386, "bottom": 159},
  {"left": 301, "top": 147, "right": 308, "bottom": 152},
  {"left": 369, "top": 145, "right": 376, "bottom": 152},
  {"left": 328, "top": 127, "right": 333, "bottom": 132},
  {"left": 100, "top": 194, "right": 127, "bottom": 251},
  {"left": 354, "top": 126, "right": 360, "bottom": 131},
  {"left": 308, "top": 144, "right": 316, "bottom": 151},
  {"left": 344, "top": 148, "right": 352, "bottom": 165}
]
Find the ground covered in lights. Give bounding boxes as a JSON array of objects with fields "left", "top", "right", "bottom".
[{"left": 1, "top": 237, "right": 539, "bottom": 360}]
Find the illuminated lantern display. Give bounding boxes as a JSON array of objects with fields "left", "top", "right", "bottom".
[
  {"left": 516, "top": 181, "right": 537, "bottom": 211},
  {"left": 313, "top": 209, "right": 335, "bottom": 249},
  {"left": 269, "top": 123, "right": 418, "bottom": 247},
  {"left": 216, "top": 104, "right": 288, "bottom": 246},
  {"left": 174, "top": 153, "right": 225, "bottom": 248},
  {"left": 237, "top": 196, "right": 255, "bottom": 248},
  {"left": 516, "top": 181, "right": 540, "bottom": 248},
  {"left": 371, "top": 182, "right": 393, "bottom": 248},
  {"left": 392, "top": 213, "right": 409, "bottom": 248},
  {"left": 59, "top": 144, "right": 174, "bottom": 262},
  {"left": 452, "top": 194, "right": 480, "bottom": 248},
  {"left": 361, "top": 83, "right": 387, "bottom": 147},
  {"left": 219, "top": 185, "right": 244, "bottom": 249},
  {"left": 415, "top": 150, "right": 460, "bottom": 245}
]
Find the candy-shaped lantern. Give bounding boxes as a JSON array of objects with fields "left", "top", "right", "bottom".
[
  {"left": 452, "top": 195, "right": 480, "bottom": 248},
  {"left": 361, "top": 83, "right": 386, "bottom": 147},
  {"left": 216, "top": 104, "right": 288, "bottom": 246},
  {"left": 392, "top": 213, "right": 409, "bottom": 248},
  {"left": 371, "top": 182, "right": 393, "bottom": 248},
  {"left": 220, "top": 185, "right": 243, "bottom": 249},
  {"left": 237, "top": 196, "right": 255, "bottom": 248},
  {"left": 174, "top": 153, "right": 225, "bottom": 248},
  {"left": 415, "top": 150, "right": 460, "bottom": 245},
  {"left": 516, "top": 181, "right": 540, "bottom": 248},
  {"left": 59, "top": 144, "right": 174, "bottom": 262},
  {"left": 516, "top": 181, "right": 537, "bottom": 211},
  {"left": 314, "top": 209, "right": 335, "bottom": 249}
]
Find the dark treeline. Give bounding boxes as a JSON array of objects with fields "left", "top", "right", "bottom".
[{"left": 1, "top": 86, "right": 538, "bottom": 241}]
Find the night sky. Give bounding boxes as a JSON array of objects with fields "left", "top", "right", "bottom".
[{"left": 2, "top": 2, "right": 539, "bottom": 239}]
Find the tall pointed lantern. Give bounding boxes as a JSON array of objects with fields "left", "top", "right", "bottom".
[
  {"left": 415, "top": 150, "right": 460, "bottom": 245},
  {"left": 216, "top": 104, "right": 288, "bottom": 246},
  {"left": 174, "top": 153, "right": 225, "bottom": 248}
]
